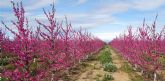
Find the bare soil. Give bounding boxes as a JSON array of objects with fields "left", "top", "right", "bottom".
[
  {"left": 59, "top": 46, "right": 131, "bottom": 81},
  {"left": 110, "top": 48, "right": 131, "bottom": 81}
]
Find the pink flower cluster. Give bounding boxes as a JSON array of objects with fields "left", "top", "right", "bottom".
[
  {"left": 0, "top": 1, "right": 104, "bottom": 81},
  {"left": 110, "top": 18, "right": 165, "bottom": 80}
]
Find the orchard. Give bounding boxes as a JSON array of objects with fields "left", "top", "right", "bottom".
[
  {"left": 0, "top": 1, "right": 165, "bottom": 81},
  {"left": 0, "top": 1, "right": 104, "bottom": 81}
]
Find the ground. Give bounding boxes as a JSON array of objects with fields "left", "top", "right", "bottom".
[
  {"left": 59, "top": 46, "right": 135, "bottom": 81},
  {"left": 110, "top": 48, "right": 130, "bottom": 81}
]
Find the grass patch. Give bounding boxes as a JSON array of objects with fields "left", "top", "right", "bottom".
[
  {"left": 0, "top": 77, "right": 7, "bottom": 81},
  {"left": 98, "top": 50, "right": 112, "bottom": 65},
  {"left": 103, "top": 63, "right": 117, "bottom": 72},
  {"left": 130, "top": 74, "right": 144, "bottom": 81},
  {"left": 0, "top": 57, "right": 9, "bottom": 66},
  {"left": 158, "top": 54, "right": 165, "bottom": 69},
  {"left": 102, "top": 74, "right": 114, "bottom": 81},
  {"left": 120, "top": 62, "right": 133, "bottom": 73},
  {"left": 98, "top": 46, "right": 117, "bottom": 73},
  {"left": 120, "top": 62, "right": 143, "bottom": 81},
  {"left": 95, "top": 74, "right": 114, "bottom": 81}
]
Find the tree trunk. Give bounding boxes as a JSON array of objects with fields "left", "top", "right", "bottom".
[{"left": 154, "top": 72, "right": 157, "bottom": 81}]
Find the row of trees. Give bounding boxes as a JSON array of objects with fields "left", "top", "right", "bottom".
[
  {"left": 110, "top": 17, "right": 165, "bottom": 81},
  {"left": 0, "top": 1, "right": 104, "bottom": 81}
]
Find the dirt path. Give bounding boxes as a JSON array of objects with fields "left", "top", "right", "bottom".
[
  {"left": 66, "top": 46, "right": 131, "bottom": 81},
  {"left": 75, "top": 61, "right": 106, "bottom": 81},
  {"left": 110, "top": 48, "right": 131, "bottom": 81},
  {"left": 75, "top": 48, "right": 109, "bottom": 81}
]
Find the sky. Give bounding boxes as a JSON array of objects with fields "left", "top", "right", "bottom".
[{"left": 0, "top": 0, "right": 165, "bottom": 41}]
